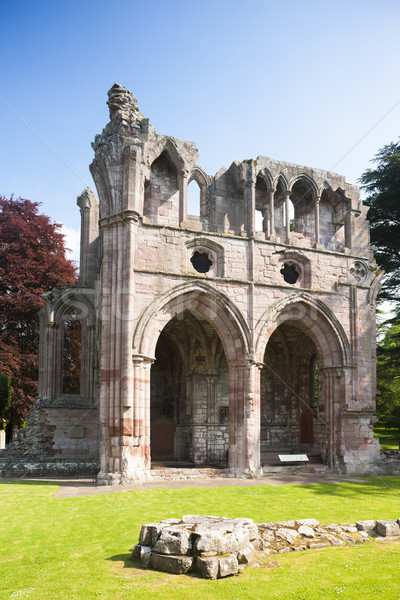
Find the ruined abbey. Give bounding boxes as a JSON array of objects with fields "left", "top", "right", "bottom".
[{"left": 1, "top": 84, "right": 383, "bottom": 482}]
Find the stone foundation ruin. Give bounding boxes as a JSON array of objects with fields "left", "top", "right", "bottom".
[
  {"left": 0, "top": 83, "right": 384, "bottom": 482},
  {"left": 132, "top": 515, "right": 400, "bottom": 579}
]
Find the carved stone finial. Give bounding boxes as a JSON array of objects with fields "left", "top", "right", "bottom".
[{"left": 107, "top": 83, "right": 140, "bottom": 122}]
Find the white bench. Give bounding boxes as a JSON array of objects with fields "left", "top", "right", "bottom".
[{"left": 278, "top": 454, "right": 309, "bottom": 465}]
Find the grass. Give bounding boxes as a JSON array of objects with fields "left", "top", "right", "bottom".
[
  {"left": 374, "top": 426, "right": 400, "bottom": 450},
  {"left": 1, "top": 477, "right": 400, "bottom": 599}
]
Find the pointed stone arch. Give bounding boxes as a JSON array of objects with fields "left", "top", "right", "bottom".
[
  {"left": 255, "top": 292, "right": 351, "bottom": 366},
  {"left": 133, "top": 280, "right": 251, "bottom": 364}
]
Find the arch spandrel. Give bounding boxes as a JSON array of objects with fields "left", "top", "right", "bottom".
[
  {"left": 133, "top": 281, "right": 251, "bottom": 364},
  {"left": 255, "top": 293, "right": 351, "bottom": 366}
]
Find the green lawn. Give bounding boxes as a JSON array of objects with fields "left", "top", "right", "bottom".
[
  {"left": 1, "top": 477, "right": 400, "bottom": 599},
  {"left": 374, "top": 426, "right": 400, "bottom": 450}
]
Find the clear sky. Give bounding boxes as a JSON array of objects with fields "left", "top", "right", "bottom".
[{"left": 1, "top": 0, "right": 399, "bottom": 262}]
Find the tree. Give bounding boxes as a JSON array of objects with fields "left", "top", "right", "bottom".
[
  {"left": 360, "top": 139, "right": 400, "bottom": 302},
  {"left": 360, "top": 140, "right": 400, "bottom": 428},
  {"left": 0, "top": 196, "right": 77, "bottom": 438}
]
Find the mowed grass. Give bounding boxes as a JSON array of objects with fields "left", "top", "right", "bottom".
[
  {"left": 1, "top": 477, "right": 400, "bottom": 599},
  {"left": 374, "top": 426, "right": 400, "bottom": 450}
]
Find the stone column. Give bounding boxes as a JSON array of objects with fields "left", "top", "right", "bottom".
[
  {"left": 245, "top": 179, "right": 256, "bottom": 238},
  {"left": 314, "top": 195, "right": 321, "bottom": 247},
  {"left": 129, "top": 355, "right": 153, "bottom": 475},
  {"left": 97, "top": 212, "right": 138, "bottom": 485},
  {"left": 228, "top": 360, "right": 261, "bottom": 476},
  {"left": 284, "top": 191, "right": 291, "bottom": 244},
  {"left": 320, "top": 366, "right": 344, "bottom": 469},
  {"left": 179, "top": 170, "right": 189, "bottom": 225}
]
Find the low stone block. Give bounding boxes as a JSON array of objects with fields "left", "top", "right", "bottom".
[
  {"left": 276, "top": 528, "right": 299, "bottom": 544},
  {"left": 139, "top": 523, "right": 160, "bottom": 546},
  {"left": 356, "top": 520, "right": 376, "bottom": 531},
  {"left": 375, "top": 520, "right": 400, "bottom": 537},
  {"left": 151, "top": 553, "right": 193, "bottom": 574},
  {"left": 219, "top": 555, "right": 239, "bottom": 578},
  {"left": 237, "top": 544, "right": 254, "bottom": 565},
  {"left": 131, "top": 544, "right": 141, "bottom": 561},
  {"left": 296, "top": 519, "right": 319, "bottom": 528},
  {"left": 298, "top": 525, "right": 315, "bottom": 538},
  {"left": 196, "top": 556, "right": 219, "bottom": 579},
  {"left": 154, "top": 526, "right": 192, "bottom": 555},
  {"left": 140, "top": 546, "right": 153, "bottom": 569}
]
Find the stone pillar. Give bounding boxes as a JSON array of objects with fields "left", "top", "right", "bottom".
[
  {"left": 77, "top": 188, "right": 99, "bottom": 287},
  {"left": 179, "top": 170, "right": 189, "bottom": 225},
  {"left": 228, "top": 360, "right": 261, "bottom": 476},
  {"left": 97, "top": 212, "right": 138, "bottom": 485},
  {"left": 345, "top": 209, "right": 356, "bottom": 249},
  {"left": 321, "top": 366, "right": 344, "bottom": 469},
  {"left": 245, "top": 179, "right": 256, "bottom": 238},
  {"left": 130, "top": 355, "right": 153, "bottom": 474},
  {"left": 284, "top": 191, "right": 291, "bottom": 244},
  {"left": 206, "top": 374, "right": 217, "bottom": 463},
  {"left": 314, "top": 195, "right": 321, "bottom": 247}
]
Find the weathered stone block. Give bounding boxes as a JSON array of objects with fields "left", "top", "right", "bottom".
[
  {"left": 276, "top": 528, "right": 299, "bottom": 545},
  {"left": 298, "top": 525, "right": 315, "bottom": 538},
  {"left": 151, "top": 553, "right": 193, "bottom": 574},
  {"left": 195, "top": 556, "right": 219, "bottom": 579},
  {"left": 374, "top": 520, "right": 400, "bottom": 537},
  {"left": 139, "top": 546, "right": 153, "bottom": 569},
  {"left": 218, "top": 555, "right": 239, "bottom": 578},
  {"left": 237, "top": 545, "right": 254, "bottom": 565},
  {"left": 154, "top": 526, "right": 192, "bottom": 555}
]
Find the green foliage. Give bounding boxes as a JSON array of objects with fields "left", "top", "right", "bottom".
[
  {"left": 376, "top": 319, "right": 400, "bottom": 427},
  {"left": 360, "top": 139, "right": 400, "bottom": 302},
  {"left": 1, "top": 479, "right": 400, "bottom": 599},
  {"left": 0, "top": 196, "right": 77, "bottom": 431},
  {"left": 360, "top": 141, "right": 400, "bottom": 427}
]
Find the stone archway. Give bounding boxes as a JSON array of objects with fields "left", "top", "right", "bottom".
[
  {"left": 255, "top": 295, "right": 351, "bottom": 469},
  {"left": 150, "top": 310, "right": 229, "bottom": 466},
  {"left": 132, "top": 282, "right": 259, "bottom": 476}
]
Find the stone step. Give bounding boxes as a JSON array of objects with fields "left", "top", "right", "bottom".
[{"left": 149, "top": 467, "right": 229, "bottom": 480}]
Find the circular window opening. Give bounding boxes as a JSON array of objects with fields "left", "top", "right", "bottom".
[
  {"left": 280, "top": 262, "right": 299, "bottom": 284},
  {"left": 191, "top": 251, "right": 212, "bottom": 273}
]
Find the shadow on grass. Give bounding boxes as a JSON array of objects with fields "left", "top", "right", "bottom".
[
  {"left": 108, "top": 553, "right": 134, "bottom": 569},
  {"left": 304, "top": 476, "right": 400, "bottom": 498}
]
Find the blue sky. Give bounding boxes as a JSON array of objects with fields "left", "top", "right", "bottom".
[{"left": 1, "top": 0, "right": 399, "bottom": 261}]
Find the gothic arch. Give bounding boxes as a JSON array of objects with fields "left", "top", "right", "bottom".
[
  {"left": 255, "top": 292, "right": 351, "bottom": 366},
  {"left": 133, "top": 281, "right": 251, "bottom": 364},
  {"left": 148, "top": 137, "right": 186, "bottom": 173},
  {"left": 289, "top": 173, "right": 319, "bottom": 198}
]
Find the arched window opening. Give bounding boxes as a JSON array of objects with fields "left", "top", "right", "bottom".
[
  {"left": 290, "top": 179, "right": 315, "bottom": 237},
  {"left": 62, "top": 316, "right": 82, "bottom": 395},
  {"left": 255, "top": 209, "right": 264, "bottom": 232},
  {"left": 187, "top": 179, "right": 201, "bottom": 216},
  {"left": 255, "top": 175, "right": 268, "bottom": 232},
  {"left": 310, "top": 355, "right": 319, "bottom": 414}
]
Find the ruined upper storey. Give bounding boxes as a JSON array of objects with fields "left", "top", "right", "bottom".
[{"left": 88, "top": 84, "right": 369, "bottom": 254}]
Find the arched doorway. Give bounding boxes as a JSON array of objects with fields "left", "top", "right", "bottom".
[
  {"left": 150, "top": 310, "right": 229, "bottom": 467},
  {"left": 255, "top": 296, "right": 351, "bottom": 469},
  {"left": 260, "top": 321, "right": 324, "bottom": 463}
]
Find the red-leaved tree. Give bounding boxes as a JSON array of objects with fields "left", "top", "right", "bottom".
[{"left": 0, "top": 196, "right": 77, "bottom": 436}]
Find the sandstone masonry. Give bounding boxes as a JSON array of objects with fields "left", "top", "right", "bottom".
[{"left": 0, "top": 84, "right": 384, "bottom": 481}]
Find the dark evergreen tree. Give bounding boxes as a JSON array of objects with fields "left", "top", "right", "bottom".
[{"left": 360, "top": 139, "right": 400, "bottom": 302}]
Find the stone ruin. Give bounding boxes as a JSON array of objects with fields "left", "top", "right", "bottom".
[
  {"left": 0, "top": 83, "right": 385, "bottom": 482},
  {"left": 132, "top": 515, "right": 400, "bottom": 579}
]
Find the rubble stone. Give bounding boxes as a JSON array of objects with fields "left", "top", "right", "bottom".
[{"left": 374, "top": 520, "right": 400, "bottom": 537}]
